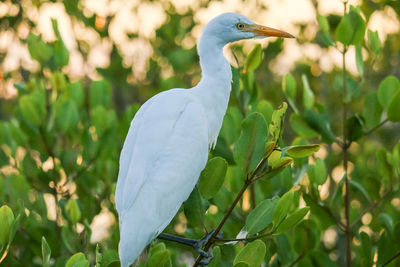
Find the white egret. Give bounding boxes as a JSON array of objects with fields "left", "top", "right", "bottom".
[{"left": 115, "top": 12, "right": 294, "bottom": 266}]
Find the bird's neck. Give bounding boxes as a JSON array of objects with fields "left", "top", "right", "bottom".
[{"left": 192, "top": 35, "right": 232, "bottom": 147}]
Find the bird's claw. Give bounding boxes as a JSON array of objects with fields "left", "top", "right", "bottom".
[
  {"left": 193, "top": 229, "right": 217, "bottom": 266},
  {"left": 198, "top": 247, "right": 213, "bottom": 266}
]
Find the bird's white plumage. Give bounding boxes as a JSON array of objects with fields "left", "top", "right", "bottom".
[
  {"left": 116, "top": 90, "right": 209, "bottom": 265},
  {"left": 116, "top": 12, "right": 268, "bottom": 267}
]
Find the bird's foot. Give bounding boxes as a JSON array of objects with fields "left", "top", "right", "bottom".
[{"left": 194, "top": 229, "right": 224, "bottom": 266}]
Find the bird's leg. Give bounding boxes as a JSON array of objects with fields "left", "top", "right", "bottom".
[{"left": 157, "top": 229, "right": 218, "bottom": 265}]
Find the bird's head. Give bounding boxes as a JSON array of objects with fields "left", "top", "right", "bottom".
[{"left": 202, "top": 12, "right": 294, "bottom": 44}]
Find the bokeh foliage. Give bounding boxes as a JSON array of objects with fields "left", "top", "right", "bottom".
[{"left": 1, "top": 0, "right": 400, "bottom": 266}]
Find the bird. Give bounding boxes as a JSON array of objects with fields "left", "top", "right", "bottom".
[{"left": 115, "top": 12, "right": 294, "bottom": 267}]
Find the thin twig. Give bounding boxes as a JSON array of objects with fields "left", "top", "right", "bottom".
[
  {"left": 215, "top": 232, "right": 273, "bottom": 243},
  {"left": 381, "top": 251, "right": 400, "bottom": 267},
  {"left": 350, "top": 188, "right": 392, "bottom": 228},
  {"left": 288, "top": 253, "right": 305, "bottom": 267},
  {"left": 363, "top": 118, "right": 388, "bottom": 137}
]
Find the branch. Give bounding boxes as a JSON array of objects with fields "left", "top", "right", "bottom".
[
  {"left": 193, "top": 177, "right": 252, "bottom": 266},
  {"left": 193, "top": 148, "right": 278, "bottom": 266},
  {"left": 341, "top": 3, "right": 351, "bottom": 267}
]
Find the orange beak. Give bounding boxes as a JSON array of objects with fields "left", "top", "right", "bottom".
[{"left": 245, "top": 24, "right": 295, "bottom": 38}]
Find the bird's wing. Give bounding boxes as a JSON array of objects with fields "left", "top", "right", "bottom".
[{"left": 115, "top": 89, "right": 208, "bottom": 213}]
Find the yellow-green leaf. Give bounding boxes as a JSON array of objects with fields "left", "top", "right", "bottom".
[
  {"left": 0, "top": 205, "right": 15, "bottom": 246},
  {"left": 245, "top": 44, "right": 263, "bottom": 73},
  {"left": 273, "top": 191, "right": 294, "bottom": 227},
  {"left": 66, "top": 199, "right": 81, "bottom": 223},
  {"left": 42, "top": 236, "right": 51, "bottom": 267},
  {"left": 275, "top": 207, "right": 310, "bottom": 234},
  {"left": 65, "top": 253, "right": 89, "bottom": 267},
  {"left": 302, "top": 74, "right": 314, "bottom": 109},
  {"left": 282, "top": 73, "right": 296, "bottom": 100},
  {"left": 269, "top": 102, "right": 287, "bottom": 143},
  {"left": 233, "top": 240, "right": 266, "bottom": 267},
  {"left": 286, "top": 144, "right": 320, "bottom": 158}
]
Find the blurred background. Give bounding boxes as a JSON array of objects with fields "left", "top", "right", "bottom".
[{"left": 0, "top": 0, "right": 400, "bottom": 266}]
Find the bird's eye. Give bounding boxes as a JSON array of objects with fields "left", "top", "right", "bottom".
[{"left": 236, "top": 23, "right": 245, "bottom": 30}]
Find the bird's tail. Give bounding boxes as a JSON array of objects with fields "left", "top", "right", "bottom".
[{"left": 118, "top": 214, "right": 156, "bottom": 267}]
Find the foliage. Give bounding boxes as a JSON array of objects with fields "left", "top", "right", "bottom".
[{"left": 0, "top": 1, "right": 400, "bottom": 267}]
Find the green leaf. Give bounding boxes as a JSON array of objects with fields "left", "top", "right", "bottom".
[
  {"left": 199, "top": 157, "right": 228, "bottom": 199},
  {"left": 336, "top": 14, "right": 353, "bottom": 45},
  {"left": 56, "top": 100, "right": 80, "bottom": 133},
  {"left": 89, "top": 80, "right": 111, "bottom": 108},
  {"left": 275, "top": 207, "right": 310, "bottom": 234},
  {"left": 307, "top": 158, "right": 327, "bottom": 185},
  {"left": 66, "top": 199, "right": 81, "bottom": 223},
  {"left": 377, "top": 75, "right": 400, "bottom": 109},
  {"left": 378, "top": 213, "right": 394, "bottom": 236},
  {"left": 270, "top": 156, "right": 293, "bottom": 170},
  {"left": 245, "top": 197, "right": 279, "bottom": 235},
  {"left": 314, "top": 158, "right": 327, "bottom": 185},
  {"left": 51, "top": 72, "right": 67, "bottom": 91},
  {"left": 149, "top": 243, "right": 166, "bottom": 256},
  {"left": 269, "top": 102, "right": 287, "bottom": 143},
  {"left": 0, "top": 205, "right": 14, "bottom": 246},
  {"left": 256, "top": 100, "right": 274, "bottom": 125},
  {"left": 346, "top": 114, "right": 364, "bottom": 141},
  {"left": 289, "top": 113, "right": 319, "bottom": 139},
  {"left": 360, "top": 232, "right": 372, "bottom": 266},
  {"left": 348, "top": 8, "right": 366, "bottom": 45},
  {"left": 302, "top": 74, "right": 314, "bottom": 109},
  {"left": 349, "top": 180, "right": 371, "bottom": 202},
  {"left": 320, "top": 33, "right": 334, "bottom": 47},
  {"left": 368, "top": 29, "right": 381, "bottom": 57},
  {"left": 184, "top": 186, "right": 207, "bottom": 229},
  {"left": 95, "top": 244, "right": 102, "bottom": 266},
  {"left": 234, "top": 112, "right": 268, "bottom": 173},
  {"left": 282, "top": 73, "right": 296, "bottom": 100},
  {"left": 51, "top": 19, "right": 69, "bottom": 67},
  {"left": 233, "top": 240, "right": 266, "bottom": 267},
  {"left": 67, "top": 82, "right": 84, "bottom": 107},
  {"left": 294, "top": 219, "right": 320, "bottom": 253},
  {"left": 19, "top": 90, "right": 46, "bottom": 126},
  {"left": 42, "top": 237, "right": 51, "bottom": 267},
  {"left": 245, "top": 44, "right": 263, "bottom": 72},
  {"left": 363, "top": 92, "right": 382, "bottom": 128},
  {"left": 286, "top": 144, "right": 320, "bottom": 158},
  {"left": 273, "top": 191, "right": 294, "bottom": 227},
  {"left": 147, "top": 249, "right": 172, "bottom": 267},
  {"left": 304, "top": 109, "right": 336, "bottom": 144},
  {"left": 387, "top": 90, "right": 400, "bottom": 121},
  {"left": 355, "top": 45, "right": 363, "bottom": 76},
  {"left": 336, "top": 9, "right": 366, "bottom": 46},
  {"left": 27, "top": 33, "right": 53, "bottom": 63},
  {"left": 101, "top": 250, "right": 119, "bottom": 267},
  {"left": 317, "top": 14, "right": 330, "bottom": 34},
  {"left": 231, "top": 66, "right": 240, "bottom": 99},
  {"left": 66, "top": 253, "right": 89, "bottom": 267},
  {"left": 208, "top": 246, "right": 221, "bottom": 267}
]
